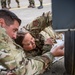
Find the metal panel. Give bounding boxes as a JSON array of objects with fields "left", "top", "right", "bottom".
[
  {"left": 65, "top": 31, "right": 75, "bottom": 75},
  {"left": 52, "top": 0, "right": 75, "bottom": 30}
]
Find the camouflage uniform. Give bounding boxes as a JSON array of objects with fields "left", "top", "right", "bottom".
[
  {"left": 39, "top": 0, "right": 43, "bottom": 6},
  {"left": 24, "top": 11, "right": 63, "bottom": 44},
  {"left": 24, "top": 38, "right": 52, "bottom": 58},
  {"left": 0, "top": 26, "right": 54, "bottom": 75},
  {"left": 21, "top": 11, "right": 63, "bottom": 71},
  {"left": 0, "top": 66, "right": 8, "bottom": 75},
  {"left": 23, "top": 11, "right": 56, "bottom": 43},
  {"left": 28, "top": 0, "right": 43, "bottom": 8},
  {"left": 7, "top": 0, "right": 11, "bottom": 8},
  {"left": 15, "top": 0, "right": 20, "bottom": 8},
  {"left": 28, "top": 0, "right": 35, "bottom": 8},
  {"left": 19, "top": 11, "right": 56, "bottom": 71},
  {"left": 28, "top": 0, "right": 35, "bottom": 5},
  {"left": 7, "top": 0, "right": 20, "bottom": 8},
  {"left": 15, "top": 12, "right": 53, "bottom": 59},
  {"left": 38, "top": 0, "right": 43, "bottom": 9},
  {"left": 1, "top": 0, "right": 7, "bottom": 8},
  {"left": 0, "top": 71, "right": 7, "bottom": 75}
]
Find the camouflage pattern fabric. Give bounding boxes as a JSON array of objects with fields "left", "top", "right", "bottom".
[
  {"left": 39, "top": 0, "right": 43, "bottom": 2},
  {"left": 15, "top": 0, "right": 20, "bottom": 8},
  {"left": 20, "top": 11, "right": 56, "bottom": 72},
  {"left": 39, "top": 26, "right": 56, "bottom": 42},
  {"left": 28, "top": 0, "right": 35, "bottom": 4},
  {"left": 28, "top": 0, "right": 42, "bottom": 4},
  {"left": 7, "top": 0, "right": 19, "bottom": 4},
  {"left": 23, "top": 11, "right": 56, "bottom": 43},
  {"left": 7, "top": 0, "right": 11, "bottom": 5},
  {"left": 1, "top": 0, "right": 6, "bottom": 8},
  {"left": 0, "top": 70, "right": 7, "bottom": 75},
  {"left": 15, "top": 0, "right": 19, "bottom": 3},
  {"left": 0, "top": 26, "right": 54, "bottom": 75},
  {"left": 23, "top": 11, "right": 63, "bottom": 42},
  {"left": 7, "top": 0, "right": 20, "bottom": 8},
  {"left": 25, "top": 42, "right": 52, "bottom": 58}
]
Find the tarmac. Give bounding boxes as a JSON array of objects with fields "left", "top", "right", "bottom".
[
  {"left": 0, "top": 0, "right": 69, "bottom": 75},
  {"left": 43, "top": 57, "right": 66, "bottom": 75}
]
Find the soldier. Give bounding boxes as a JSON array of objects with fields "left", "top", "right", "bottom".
[
  {"left": 28, "top": 0, "right": 43, "bottom": 9},
  {"left": 15, "top": 11, "right": 64, "bottom": 60},
  {"left": 28, "top": 0, "right": 35, "bottom": 8},
  {"left": 15, "top": 11, "right": 64, "bottom": 71},
  {"left": 7, "top": 0, "right": 20, "bottom": 8},
  {"left": 23, "top": 11, "right": 57, "bottom": 43},
  {"left": 0, "top": 9, "right": 64, "bottom": 75},
  {"left": 24, "top": 11, "right": 63, "bottom": 42},
  {"left": 38, "top": 0, "right": 43, "bottom": 9},
  {"left": 1, "top": 0, "right": 7, "bottom": 8},
  {"left": 15, "top": 31, "right": 53, "bottom": 58},
  {"left": 15, "top": 11, "right": 55, "bottom": 58}
]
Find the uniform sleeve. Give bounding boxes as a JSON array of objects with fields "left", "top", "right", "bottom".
[
  {"left": 0, "top": 70, "right": 7, "bottom": 75},
  {"left": 42, "top": 44, "right": 52, "bottom": 54},
  {"left": 0, "top": 27, "right": 54, "bottom": 75},
  {"left": 0, "top": 65, "right": 7, "bottom": 75},
  {"left": 40, "top": 26, "right": 56, "bottom": 41}
]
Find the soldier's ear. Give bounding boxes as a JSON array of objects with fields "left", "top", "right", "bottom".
[{"left": 0, "top": 18, "right": 5, "bottom": 27}]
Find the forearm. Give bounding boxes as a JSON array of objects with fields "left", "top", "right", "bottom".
[
  {"left": 30, "top": 52, "right": 54, "bottom": 74},
  {"left": 0, "top": 47, "right": 54, "bottom": 75}
]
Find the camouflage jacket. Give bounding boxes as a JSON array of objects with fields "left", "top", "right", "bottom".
[
  {"left": 25, "top": 41, "right": 52, "bottom": 58},
  {"left": 23, "top": 11, "right": 56, "bottom": 43},
  {"left": 0, "top": 26, "right": 54, "bottom": 75},
  {"left": 19, "top": 11, "right": 56, "bottom": 61}
]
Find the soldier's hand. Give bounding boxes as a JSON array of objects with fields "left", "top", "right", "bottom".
[
  {"left": 50, "top": 45, "right": 64, "bottom": 57},
  {"left": 44, "top": 38, "right": 53, "bottom": 45}
]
